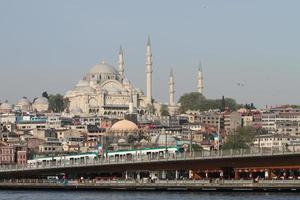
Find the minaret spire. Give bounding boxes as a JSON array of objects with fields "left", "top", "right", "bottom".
[
  {"left": 146, "top": 36, "right": 153, "bottom": 104},
  {"left": 128, "top": 89, "right": 134, "bottom": 114},
  {"left": 197, "top": 61, "right": 204, "bottom": 95},
  {"left": 118, "top": 45, "right": 125, "bottom": 82},
  {"left": 169, "top": 68, "right": 175, "bottom": 106}
]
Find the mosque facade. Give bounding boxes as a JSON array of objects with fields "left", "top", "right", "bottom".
[
  {"left": 65, "top": 38, "right": 154, "bottom": 117},
  {"left": 65, "top": 37, "right": 204, "bottom": 117}
]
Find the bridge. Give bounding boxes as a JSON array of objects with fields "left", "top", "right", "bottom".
[
  {"left": 1, "top": 179, "right": 300, "bottom": 191},
  {"left": 1, "top": 148, "right": 300, "bottom": 180}
]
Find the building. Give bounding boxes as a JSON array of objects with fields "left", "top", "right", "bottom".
[
  {"left": 199, "top": 111, "right": 221, "bottom": 128},
  {"left": 276, "top": 121, "right": 300, "bottom": 136},
  {"left": 32, "top": 97, "right": 49, "bottom": 113},
  {"left": 224, "top": 111, "right": 242, "bottom": 134},
  {"left": 65, "top": 37, "right": 183, "bottom": 117},
  {"left": 0, "top": 142, "right": 27, "bottom": 165},
  {"left": 65, "top": 39, "right": 154, "bottom": 117},
  {"left": 253, "top": 134, "right": 300, "bottom": 151},
  {"left": 15, "top": 97, "right": 32, "bottom": 113}
]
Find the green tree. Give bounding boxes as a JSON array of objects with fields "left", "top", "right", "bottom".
[
  {"left": 178, "top": 92, "right": 239, "bottom": 113},
  {"left": 48, "top": 94, "right": 69, "bottom": 113},
  {"left": 222, "top": 127, "right": 257, "bottom": 150},
  {"left": 160, "top": 104, "right": 169, "bottom": 116},
  {"left": 42, "top": 91, "right": 49, "bottom": 99},
  {"left": 178, "top": 92, "right": 205, "bottom": 113}
]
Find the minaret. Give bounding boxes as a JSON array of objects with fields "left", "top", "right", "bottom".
[
  {"left": 128, "top": 90, "right": 134, "bottom": 114},
  {"left": 118, "top": 45, "right": 125, "bottom": 82},
  {"left": 169, "top": 69, "right": 175, "bottom": 106},
  {"left": 197, "top": 61, "right": 204, "bottom": 94},
  {"left": 146, "top": 36, "right": 153, "bottom": 104}
]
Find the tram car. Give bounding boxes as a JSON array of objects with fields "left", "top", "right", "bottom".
[
  {"left": 104, "top": 146, "right": 182, "bottom": 161},
  {"left": 27, "top": 152, "right": 98, "bottom": 167},
  {"left": 27, "top": 146, "right": 183, "bottom": 167}
]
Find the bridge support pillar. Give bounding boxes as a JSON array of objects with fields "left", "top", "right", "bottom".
[
  {"left": 162, "top": 170, "right": 166, "bottom": 180},
  {"left": 137, "top": 171, "right": 140, "bottom": 180},
  {"left": 220, "top": 170, "right": 224, "bottom": 179},
  {"left": 125, "top": 171, "right": 128, "bottom": 180},
  {"left": 234, "top": 169, "right": 240, "bottom": 180},
  {"left": 265, "top": 169, "right": 272, "bottom": 180},
  {"left": 175, "top": 170, "right": 179, "bottom": 180}
]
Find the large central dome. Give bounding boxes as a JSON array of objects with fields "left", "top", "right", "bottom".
[{"left": 88, "top": 61, "right": 118, "bottom": 75}]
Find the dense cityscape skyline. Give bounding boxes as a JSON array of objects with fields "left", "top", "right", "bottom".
[{"left": 1, "top": 0, "right": 300, "bottom": 107}]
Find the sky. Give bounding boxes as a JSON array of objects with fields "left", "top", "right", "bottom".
[{"left": 0, "top": 0, "right": 300, "bottom": 108}]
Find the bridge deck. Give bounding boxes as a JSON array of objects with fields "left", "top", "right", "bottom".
[{"left": 0, "top": 148, "right": 298, "bottom": 173}]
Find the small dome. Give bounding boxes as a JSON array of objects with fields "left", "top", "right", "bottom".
[
  {"left": 0, "top": 102, "right": 13, "bottom": 111},
  {"left": 110, "top": 119, "right": 138, "bottom": 132},
  {"left": 17, "top": 97, "right": 31, "bottom": 107},
  {"left": 34, "top": 97, "right": 49, "bottom": 105},
  {"left": 88, "top": 61, "right": 118, "bottom": 75},
  {"left": 151, "top": 134, "right": 177, "bottom": 147},
  {"left": 76, "top": 79, "right": 90, "bottom": 88},
  {"left": 118, "top": 138, "right": 127, "bottom": 144},
  {"left": 74, "top": 80, "right": 95, "bottom": 93}
]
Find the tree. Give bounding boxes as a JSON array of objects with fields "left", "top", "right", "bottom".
[
  {"left": 42, "top": 91, "right": 49, "bottom": 99},
  {"left": 48, "top": 94, "right": 69, "bottom": 113},
  {"left": 160, "top": 104, "right": 169, "bottom": 116},
  {"left": 178, "top": 92, "right": 205, "bottom": 113},
  {"left": 178, "top": 92, "right": 240, "bottom": 113},
  {"left": 222, "top": 127, "right": 257, "bottom": 150},
  {"left": 243, "top": 103, "right": 256, "bottom": 110}
]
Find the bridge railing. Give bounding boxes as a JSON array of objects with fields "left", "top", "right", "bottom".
[{"left": 0, "top": 146, "right": 298, "bottom": 172}]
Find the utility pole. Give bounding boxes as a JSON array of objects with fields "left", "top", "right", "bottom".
[{"left": 188, "top": 123, "right": 193, "bottom": 157}]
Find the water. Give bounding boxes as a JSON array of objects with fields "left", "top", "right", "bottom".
[{"left": 0, "top": 190, "right": 299, "bottom": 200}]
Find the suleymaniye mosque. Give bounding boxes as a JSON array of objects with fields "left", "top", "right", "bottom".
[
  {"left": 65, "top": 37, "right": 155, "bottom": 117},
  {"left": 65, "top": 37, "right": 204, "bottom": 117}
]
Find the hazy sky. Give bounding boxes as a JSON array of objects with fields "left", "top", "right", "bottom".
[{"left": 0, "top": 0, "right": 300, "bottom": 108}]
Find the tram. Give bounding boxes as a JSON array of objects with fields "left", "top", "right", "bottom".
[{"left": 27, "top": 146, "right": 183, "bottom": 167}]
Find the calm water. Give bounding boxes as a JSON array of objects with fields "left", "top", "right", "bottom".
[{"left": 0, "top": 191, "right": 299, "bottom": 200}]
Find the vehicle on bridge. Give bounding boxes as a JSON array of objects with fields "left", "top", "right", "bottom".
[{"left": 27, "top": 146, "right": 184, "bottom": 167}]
